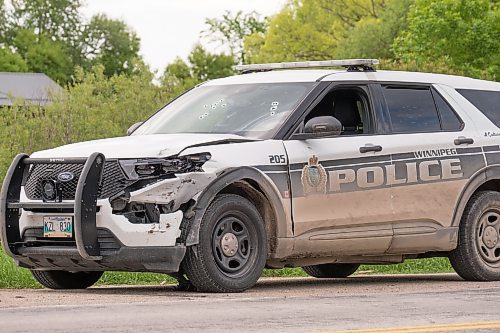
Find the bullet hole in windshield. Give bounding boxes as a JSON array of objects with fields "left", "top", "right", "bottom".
[
  {"left": 270, "top": 101, "right": 280, "bottom": 116},
  {"left": 199, "top": 99, "right": 226, "bottom": 120}
]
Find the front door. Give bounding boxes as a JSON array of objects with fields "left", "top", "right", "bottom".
[{"left": 284, "top": 85, "right": 395, "bottom": 255}]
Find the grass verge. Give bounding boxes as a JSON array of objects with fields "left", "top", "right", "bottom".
[{"left": 0, "top": 248, "right": 454, "bottom": 289}]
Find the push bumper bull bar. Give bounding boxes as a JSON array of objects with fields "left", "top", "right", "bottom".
[{"left": 1, "top": 152, "right": 107, "bottom": 261}]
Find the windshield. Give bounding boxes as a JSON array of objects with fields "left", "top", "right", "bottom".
[{"left": 133, "top": 82, "right": 315, "bottom": 139}]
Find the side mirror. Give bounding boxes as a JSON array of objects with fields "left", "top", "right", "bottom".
[
  {"left": 127, "top": 122, "right": 143, "bottom": 136},
  {"left": 292, "top": 116, "right": 342, "bottom": 140}
]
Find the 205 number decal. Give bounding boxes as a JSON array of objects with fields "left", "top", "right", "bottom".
[{"left": 269, "top": 154, "right": 286, "bottom": 164}]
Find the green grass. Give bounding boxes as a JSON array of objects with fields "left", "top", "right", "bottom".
[
  {"left": 0, "top": 249, "right": 41, "bottom": 289},
  {"left": 98, "top": 272, "right": 176, "bottom": 286},
  {"left": 0, "top": 248, "right": 454, "bottom": 289},
  {"left": 359, "top": 258, "right": 454, "bottom": 274}
]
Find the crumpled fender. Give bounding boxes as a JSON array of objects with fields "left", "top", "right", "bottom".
[
  {"left": 128, "top": 172, "right": 216, "bottom": 211},
  {"left": 184, "top": 166, "right": 288, "bottom": 246}
]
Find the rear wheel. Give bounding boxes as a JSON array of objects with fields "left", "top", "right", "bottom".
[
  {"left": 302, "top": 263, "right": 360, "bottom": 278},
  {"left": 183, "top": 194, "right": 267, "bottom": 293},
  {"left": 31, "top": 270, "right": 103, "bottom": 289},
  {"left": 449, "top": 191, "right": 500, "bottom": 281}
]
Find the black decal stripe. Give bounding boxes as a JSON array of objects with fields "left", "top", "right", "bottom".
[
  {"left": 456, "top": 147, "right": 483, "bottom": 154},
  {"left": 263, "top": 173, "right": 289, "bottom": 198},
  {"left": 483, "top": 145, "right": 500, "bottom": 152},
  {"left": 253, "top": 145, "right": 494, "bottom": 199},
  {"left": 289, "top": 154, "right": 390, "bottom": 171},
  {"left": 254, "top": 165, "right": 288, "bottom": 172},
  {"left": 485, "top": 152, "right": 500, "bottom": 165},
  {"left": 291, "top": 161, "right": 392, "bottom": 173},
  {"left": 288, "top": 154, "right": 485, "bottom": 198},
  {"left": 320, "top": 155, "right": 391, "bottom": 168},
  {"left": 392, "top": 153, "right": 415, "bottom": 160},
  {"left": 289, "top": 163, "right": 306, "bottom": 171},
  {"left": 291, "top": 153, "right": 482, "bottom": 173},
  {"left": 391, "top": 155, "right": 479, "bottom": 164},
  {"left": 290, "top": 148, "right": 486, "bottom": 171}
]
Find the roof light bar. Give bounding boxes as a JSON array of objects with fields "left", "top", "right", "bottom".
[{"left": 234, "top": 59, "right": 379, "bottom": 73}]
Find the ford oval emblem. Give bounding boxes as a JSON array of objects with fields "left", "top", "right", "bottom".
[{"left": 57, "top": 172, "right": 75, "bottom": 183}]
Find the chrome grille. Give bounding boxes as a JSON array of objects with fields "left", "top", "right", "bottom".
[{"left": 24, "top": 161, "right": 132, "bottom": 200}]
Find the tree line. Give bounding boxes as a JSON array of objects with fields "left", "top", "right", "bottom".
[
  {"left": 0, "top": 0, "right": 143, "bottom": 82},
  {"left": 245, "top": 0, "right": 498, "bottom": 80},
  {"left": 0, "top": 0, "right": 498, "bottom": 181}
]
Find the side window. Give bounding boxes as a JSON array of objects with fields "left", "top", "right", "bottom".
[
  {"left": 304, "top": 88, "right": 372, "bottom": 136},
  {"left": 457, "top": 89, "right": 500, "bottom": 128},
  {"left": 431, "top": 89, "right": 463, "bottom": 131},
  {"left": 383, "top": 86, "right": 441, "bottom": 133}
]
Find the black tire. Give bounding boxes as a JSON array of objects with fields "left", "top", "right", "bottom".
[
  {"left": 302, "top": 263, "right": 360, "bottom": 278},
  {"left": 449, "top": 191, "right": 500, "bottom": 281},
  {"left": 31, "top": 270, "right": 103, "bottom": 289},
  {"left": 183, "top": 194, "right": 267, "bottom": 293}
]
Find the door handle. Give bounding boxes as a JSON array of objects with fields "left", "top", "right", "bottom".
[
  {"left": 360, "top": 144, "right": 383, "bottom": 153},
  {"left": 454, "top": 137, "right": 474, "bottom": 145}
]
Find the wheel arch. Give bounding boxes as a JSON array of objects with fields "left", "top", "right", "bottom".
[
  {"left": 184, "top": 167, "right": 289, "bottom": 254},
  {"left": 452, "top": 165, "right": 500, "bottom": 227}
]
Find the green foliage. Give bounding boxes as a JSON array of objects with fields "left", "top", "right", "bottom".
[
  {"left": 188, "top": 44, "right": 235, "bottom": 81},
  {"left": 0, "top": 0, "right": 6, "bottom": 39},
  {"left": 204, "top": 10, "right": 267, "bottom": 64},
  {"left": 9, "top": 0, "right": 83, "bottom": 43},
  {"left": 0, "top": 47, "right": 28, "bottom": 72},
  {"left": 162, "top": 58, "right": 199, "bottom": 97},
  {"left": 22, "top": 33, "right": 74, "bottom": 83},
  {"left": 1, "top": 0, "right": 142, "bottom": 82},
  {"left": 393, "top": 0, "right": 500, "bottom": 80},
  {"left": 242, "top": 0, "right": 498, "bottom": 81},
  {"left": 161, "top": 44, "right": 235, "bottom": 97},
  {"left": 0, "top": 65, "right": 168, "bottom": 179},
  {"left": 245, "top": 1, "right": 338, "bottom": 63},
  {"left": 336, "top": 0, "right": 413, "bottom": 59},
  {"left": 246, "top": 0, "right": 386, "bottom": 63},
  {"left": 81, "top": 14, "right": 141, "bottom": 77}
]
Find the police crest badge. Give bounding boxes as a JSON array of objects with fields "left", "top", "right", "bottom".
[{"left": 301, "top": 155, "right": 327, "bottom": 195}]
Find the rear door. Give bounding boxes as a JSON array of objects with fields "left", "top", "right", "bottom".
[{"left": 378, "top": 84, "right": 484, "bottom": 253}]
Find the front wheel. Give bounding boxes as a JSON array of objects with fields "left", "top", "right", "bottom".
[
  {"left": 183, "top": 194, "right": 267, "bottom": 293},
  {"left": 302, "top": 263, "right": 360, "bottom": 278},
  {"left": 31, "top": 270, "right": 103, "bottom": 289}
]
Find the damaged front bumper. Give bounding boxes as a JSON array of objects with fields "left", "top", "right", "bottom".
[{"left": 0, "top": 153, "right": 212, "bottom": 273}]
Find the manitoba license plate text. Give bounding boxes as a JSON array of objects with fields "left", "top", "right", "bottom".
[{"left": 43, "top": 216, "right": 73, "bottom": 238}]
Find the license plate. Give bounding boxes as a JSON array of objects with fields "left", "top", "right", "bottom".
[{"left": 43, "top": 216, "right": 73, "bottom": 238}]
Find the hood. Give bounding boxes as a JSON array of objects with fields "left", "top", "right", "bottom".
[{"left": 31, "top": 133, "right": 256, "bottom": 159}]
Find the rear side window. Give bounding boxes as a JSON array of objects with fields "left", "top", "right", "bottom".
[
  {"left": 383, "top": 87, "right": 441, "bottom": 133},
  {"left": 457, "top": 89, "right": 500, "bottom": 127},
  {"left": 432, "top": 90, "right": 463, "bottom": 131}
]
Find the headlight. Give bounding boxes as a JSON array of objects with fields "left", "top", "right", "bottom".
[{"left": 118, "top": 153, "right": 211, "bottom": 180}]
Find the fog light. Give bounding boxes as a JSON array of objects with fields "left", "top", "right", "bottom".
[{"left": 41, "top": 179, "right": 58, "bottom": 201}]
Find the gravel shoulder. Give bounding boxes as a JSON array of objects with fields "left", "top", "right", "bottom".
[{"left": 0, "top": 273, "right": 496, "bottom": 308}]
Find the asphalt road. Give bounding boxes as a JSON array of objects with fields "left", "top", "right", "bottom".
[{"left": 1, "top": 274, "right": 500, "bottom": 333}]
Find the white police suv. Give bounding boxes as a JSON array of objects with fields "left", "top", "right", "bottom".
[{"left": 2, "top": 59, "right": 500, "bottom": 292}]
